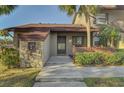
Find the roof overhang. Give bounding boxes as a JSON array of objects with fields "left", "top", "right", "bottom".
[
  {"left": 4, "top": 24, "right": 99, "bottom": 41},
  {"left": 5, "top": 24, "right": 99, "bottom": 33},
  {"left": 18, "top": 31, "right": 49, "bottom": 41}
]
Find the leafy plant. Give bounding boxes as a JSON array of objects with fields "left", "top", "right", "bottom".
[
  {"left": 0, "top": 5, "right": 17, "bottom": 15},
  {"left": 99, "top": 24, "right": 120, "bottom": 48},
  {"left": 75, "top": 52, "right": 103, "bottom": 65},
  {"left": 75, "top": 51, "right": 124, "bottom": 66},
  {"left": 0, "top": 47, "right": 19, "bottom": 68},
  {"left": 104, "top": 52, "right": 124, "bottom": 65}
]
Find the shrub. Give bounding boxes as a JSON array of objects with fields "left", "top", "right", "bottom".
[
  {"left": 0, "top": 47, "right": 19, "bottom": 68},
  {"left": 74, "top": 51, "right": 124, "bottom": 66},
  {"left": 116, "top": 49, "right": 124, "bottom": 52},
  {"left": 75, "top": 52, "right": 103, "bottom": 65},
  {"left": 104, "top": 52, "right": 124, "bottom": 65}
]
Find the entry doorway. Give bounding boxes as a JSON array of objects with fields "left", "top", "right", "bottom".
[{"left": 57, "top": 36, "right": 66, "bottom": 55}]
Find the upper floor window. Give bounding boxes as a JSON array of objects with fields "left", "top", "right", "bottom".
[{"left": 94, "top": 13, "right": 108, "bottom": 25}]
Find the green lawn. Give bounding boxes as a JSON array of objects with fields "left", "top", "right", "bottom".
[
  {"left": 84, "top": 77, "right": 124, "bottom": 87},
  {"left": 0, "top": 68, "right": 40, "bottom": 87}
]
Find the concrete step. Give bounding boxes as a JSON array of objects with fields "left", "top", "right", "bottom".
[
  {"left": 33, "top": 82, "right": 87, "bottom": 87},
  {"left": 35, "top": 77, "right": 84, "bottom": 82},
  {"left": 44, "top": 63, "right": 68, "bottom": 66}
]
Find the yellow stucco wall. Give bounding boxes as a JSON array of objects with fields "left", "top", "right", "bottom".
[
  {"left": 119, "top": 41, "right": 124, "bottom": 49},
  {"left": 118, "top": 33, "right": 124, "bottom": 49},
  {"left": 74, "top": 14, "right": 86, "bottom": 25},
  {"left": 73, "top": 14, "right": 95, "bottom": 27}
]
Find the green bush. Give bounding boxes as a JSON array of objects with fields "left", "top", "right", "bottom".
[
  {"left": 104, "top": 52, "right": 124, "bottom": 65},
  {"left": 116, "top": 49, "right": 124, "bottom": 52},
  {"left": 0, "top": 47, "right": 19, "bottom": 68},
  {"left": 75, "top": 51, "right": 124, "bottom": 66},
  {"left": 75, "top": 52, "right": 103, "bottom": 65}
]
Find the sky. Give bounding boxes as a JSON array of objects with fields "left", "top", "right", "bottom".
[{"left": 0, "top": 5, "right": 73, "bottom": 29}]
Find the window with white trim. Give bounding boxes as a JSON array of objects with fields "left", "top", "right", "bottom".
[{"left": 95, "top": 14, "right": 108, "bottom": 25}]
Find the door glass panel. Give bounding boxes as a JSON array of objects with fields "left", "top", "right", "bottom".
[
  {"left": 58, "top": 43, "right": 65, "bottom": 50},
  {"left": 57, "top": 36, "right": 66, "bottom": 55}
]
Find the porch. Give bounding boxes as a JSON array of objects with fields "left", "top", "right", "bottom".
[{"left": 50, "top": 31, "right": 99, "bottom": 56}]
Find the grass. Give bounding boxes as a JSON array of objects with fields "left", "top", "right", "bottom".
[
  {"left": 0, "top": 67, "right": 40, "bottom": 87},
  {"left": 84, "top": 77, "right": 124, "bottom": 87}
]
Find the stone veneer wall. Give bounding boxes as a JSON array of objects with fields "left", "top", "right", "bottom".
[{"left": 19, "top": 40, "right": 43, "bottom": 68}]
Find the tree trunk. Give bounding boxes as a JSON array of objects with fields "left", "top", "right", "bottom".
[
  {"left": 110, "top": 38, "right": 114, "bottom": 48},
  {"left": 86, "top": 18, "right": 91, "bottom": 48}
]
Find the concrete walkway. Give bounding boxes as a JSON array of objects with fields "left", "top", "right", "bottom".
[
  {"left": 33, "top": 56, "right": 124, "bottom": 87},
  {"left": 33, "top": 56, "right": 86, "bottom": 87}
]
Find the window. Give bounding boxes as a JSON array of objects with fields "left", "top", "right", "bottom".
[
  {"left": 95, "top": 14, "right": 108, "bottom": 25},
  {"left": 72, "top": 36, "right": 87, "bottom": 46},
  {"left": 93, "top": 32, "right": 100, "bottom": 46},
  {"left": 28, "top": 42, "right": 36, "bottom": 52},
  {"left": 94, "top": 41, "right": 100, "bottom": 46}
]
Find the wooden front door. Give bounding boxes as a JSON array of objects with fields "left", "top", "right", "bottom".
[{"left": 57, "top": 36, "right": 66, "bottom": 55}]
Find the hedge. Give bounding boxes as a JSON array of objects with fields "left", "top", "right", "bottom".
[{"left": 74, "top": 51, "right": 124, "bottom": 66}]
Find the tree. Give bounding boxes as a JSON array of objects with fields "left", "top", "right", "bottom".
[
  {"left": 0, "top": 5, "right": 17, "bottom": 45},
  {"left": 99, "top": 24, "right": 121, "bottom": 48},
  {"left": 0, "top": 5, "right": 17, "bottom": 15},
  {"left": 59, "top": 5, "right": 98, "bottom": 47},
  {"left": 0, "top": 6, "right": 18, "bottom": 68}
]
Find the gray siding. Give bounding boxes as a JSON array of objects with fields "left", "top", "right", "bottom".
[
  {"left": 42, "top": 34, "right": 50, "bottom": 63},
  {"left": 50, "top": 33, "right": 57, "bottom": 56}
]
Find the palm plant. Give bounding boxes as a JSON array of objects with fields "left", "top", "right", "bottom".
[
  {"left": 0, "top": 5, "right": 17, "bottom": 15},
  {"left": 59, "top": 5, "right": 98, "bottom": 47},
  {"left": 99, "top": 24, "right": 120, "bottom": 48},
  {"left": 0, "top": 5, "right": 17, "bottom": 44}
]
